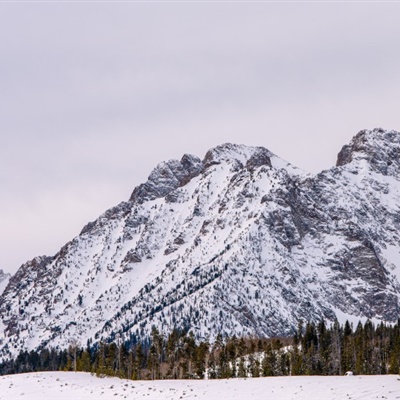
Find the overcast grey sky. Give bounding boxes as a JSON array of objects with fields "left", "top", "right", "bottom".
[{"left": 1, "top": 2, "right": 400, "bottom": 274}]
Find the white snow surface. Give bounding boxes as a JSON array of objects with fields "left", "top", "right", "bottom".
[{"left": 0, "top": 372, "right": 399, "bottom": 400}]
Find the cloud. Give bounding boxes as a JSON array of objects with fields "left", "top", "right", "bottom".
[{"left": 1, "top": 2, "right": 400, "bottom": 273}]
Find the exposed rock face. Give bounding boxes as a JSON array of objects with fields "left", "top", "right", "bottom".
[
  {"left": 336, "top": 128, "right": 400, "bottom": 175},
  {"left": 336, "top": 144, "right": 353, "bottom": 167},
  {"left": 130, "top": 154, "right": 203, "bottom": 203},
  {"left": 2, "top": 129, "right": 400, "bottom": 361}
]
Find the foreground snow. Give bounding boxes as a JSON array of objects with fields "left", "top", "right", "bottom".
[{"left": 0, "top": 372, "right": 399, "bottom": 400}]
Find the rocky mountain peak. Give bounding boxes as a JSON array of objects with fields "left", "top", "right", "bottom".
[
  {"left": 203, "top": 143, "right": 272, "bottom": 170},
  {"left": 130, "top": 144, "right": 275, "bottom": 204},
  {"left": 129, "top": 154, "right": 203, "bottom": 203},
  {"left": 336, "top": 128, "right": 400, "bottom": 175}
]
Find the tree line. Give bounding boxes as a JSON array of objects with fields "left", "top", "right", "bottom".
[{"left": 1, "top": 319, "right": 400, "bottom": 378}]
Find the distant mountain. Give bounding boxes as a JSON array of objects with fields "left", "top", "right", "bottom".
[
  {"left": 0, "top": 270, "right": 10, "bottom": 297},
  {"left": 2, "top": 128, "right": 400, "bottom": 361}
]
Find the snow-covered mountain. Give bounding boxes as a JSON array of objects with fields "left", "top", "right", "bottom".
[{"left": 2, "top": 128, "right": 400, "bottom": 360}]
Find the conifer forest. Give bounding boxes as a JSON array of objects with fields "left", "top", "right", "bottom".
[{"left": 1, "top": 320, "right": 400, "bottom": 379}]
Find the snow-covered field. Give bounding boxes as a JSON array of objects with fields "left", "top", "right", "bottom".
[{"left": 0, "top": 372, "right": 399, "bottom": 400}]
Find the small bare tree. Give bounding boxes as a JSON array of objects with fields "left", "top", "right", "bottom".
[{"left": 69, "top": 338, "right": 80, "bottom": 372}]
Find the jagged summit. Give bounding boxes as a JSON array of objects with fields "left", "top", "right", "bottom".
[
  {"left": 336, "top": 128, "right": 400, "bottom": 176},
  {"left": 129, "top": 154, "right": 203, "bottom": 203},
  {"left": 129, "top": 143, "right": 300, "bottom": 205},
  {"left": 202, "top": 143, "right": 271, "bottom": 169},
  {"left": 2, "top": 129, "right": 400, "bottom": 361}
]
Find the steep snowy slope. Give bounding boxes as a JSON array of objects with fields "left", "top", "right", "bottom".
[{"left": 1, "top": 129, "right": 400, "bottom": 360}]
